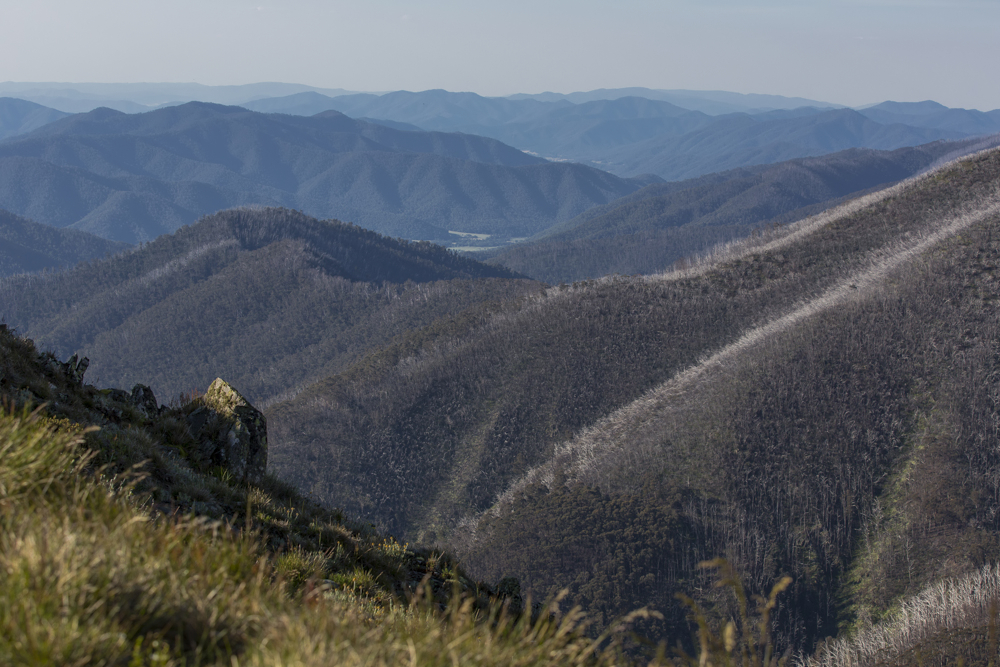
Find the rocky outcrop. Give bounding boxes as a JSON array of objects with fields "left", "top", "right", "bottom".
[
  {"left": 92, "top": 384, "right": 164, "bottom": 422},
  {"left": 129, "top": 384, "right": 159, "bottom": 420},
  {"left": 37, "top": 351, "right": 89, "bottom": 385},
  {"left": 65, "top": 354, "right": 90, "bottom": 384},
  {"left": 185, "top": 379, "right": 267, "bottom": 483}
]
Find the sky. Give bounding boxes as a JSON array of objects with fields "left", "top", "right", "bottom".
[{"left": 2, "top": 0, "right": 998, "bottom": 110}]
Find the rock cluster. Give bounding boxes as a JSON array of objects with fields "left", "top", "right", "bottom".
[
  {"left": 38, "top": 351, "right": 90, "bottom": 385},
  {"left": 94, "top": 383, "right": 164, "bottom": 422}
]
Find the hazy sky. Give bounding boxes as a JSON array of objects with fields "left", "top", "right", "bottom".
[{"left": 2, "top": 0, "right": 998, "bottom": 110}]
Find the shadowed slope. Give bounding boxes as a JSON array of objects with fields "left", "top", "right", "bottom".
[
  {"left": 0, "top": 207, "right": 129, "bottom": 276},
  {"left": 0, "top": 207, "right": 536, "bottom": 406},
  {"left": 489, "top": 139, "right": 982, "bottom": 283}
]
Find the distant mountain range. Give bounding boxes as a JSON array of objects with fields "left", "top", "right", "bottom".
[
  {"left": 0, "top": 82, "right": 359, "bottom": 114},
  {"left": 0, "top": 207, "right": 129, "bottom": 276},
  {"left": 487, "top": 138, "right": 991, "bottom": 283},
  {"left": 3, "top": 86, "right": 998, "bottom": 255},
  {"left": 241, "top": 89, "right": 1000, "bottom": 180},
  {"left": 0, "top": 82, "right": 837, "bottom": 115},
  {"left": 859, "top": 100, "right": 1000, "bottom": 135},
  {"left": 0, "top": 102, "right": 642, "bottom": 243},
  {"left": 506, "top": 87, "right": 842, "bottom": 114},
  {"left": 0, "top": 97, "right": 70, "bottom": 140}
]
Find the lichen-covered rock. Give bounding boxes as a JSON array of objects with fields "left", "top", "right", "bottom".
[{"left": 193, "top": 378, "right": 267, "bottom": 483}]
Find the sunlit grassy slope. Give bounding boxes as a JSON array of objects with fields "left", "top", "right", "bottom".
[{"left": 0, "top": 327, "right": 675, "bottom": 666}]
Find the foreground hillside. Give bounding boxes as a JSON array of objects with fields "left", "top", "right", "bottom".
[
  {"left": 2, "top": 323, "right": 685, "bottom": 665},
  {"left": 0, "top": 207, "right": 536, "bottom": 406},
  {"left": 0, "top": 102, "right": 642, "bottom": 244},
  {"left": 269, "top": 146, "right": 1000, "bottom": 657}
]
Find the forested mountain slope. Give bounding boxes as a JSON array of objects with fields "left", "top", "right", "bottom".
[
  {"left": 0, "top": 207, "right": 536, "bottom": 406},
  {"left": 269, "top": 147, "right": 1000, "bottom": 657},
  {"left": 0, "top": 97, "right": 69, "bottom": 139},
  {"left": 0, "top": 207, "right": 129, "bottom": 276},
  {"left": 464, "top": 148, "right": 1000, "bottom": 653},
  {"left": 489, "top": 138, "right": 991, "bottom": 283},
  {"left": 0, "top": 102, "right": 641, "bottom": 243}
]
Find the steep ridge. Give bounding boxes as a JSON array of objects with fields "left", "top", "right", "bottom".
[
  {"left": 489, "top": 139, "right": 982, "bottom": 283},
  {"left": 268, "top": 148, "right": 1000, "bottom": 537},
  {"left": 458, "top": 147, "right": 1000, "bottom": 652},
  {"left": 494, "top": 169, "right": 1000, "bottom": 498},
  {"left": 0, "top": 207, "right": 536, "bottom": 406},
  {"left": 268, "top": 147, "right": 1000, "bottom": 655},
  {"left": 0, "top": 102, "right": 642, "bottom": 243},
  {"left": 0, "top": 207, "right": 129, "bottom": 276}
]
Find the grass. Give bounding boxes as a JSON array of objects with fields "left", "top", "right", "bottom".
[
  {"left": 2, "top": 324, "right": 698, "bottom": 665},
  {"left": 1, "top": 404, "right": 669, "bottom": 666},
  {"left": 0, "top": 325, "right": 803, "bottom": 665}
]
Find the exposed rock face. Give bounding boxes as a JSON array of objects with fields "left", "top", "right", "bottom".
[
  {"left": 186, "top": 378, "right": 267, "bottom": 483},
  {"left": 129, "top": 384, "right": 159, "bottom": 420},
  {"left": 37, "top": 351, "right": 89, "bottom": 385},
  {"left": 65, "top": 354, "right": 90, "bottom": 384}
]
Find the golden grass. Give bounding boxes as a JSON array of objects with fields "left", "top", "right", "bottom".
[{"left": 1, "top": 406, "right": 676, "bottom": 666}]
